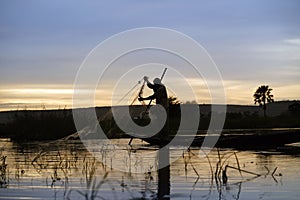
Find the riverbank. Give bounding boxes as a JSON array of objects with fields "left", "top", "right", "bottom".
[{"left": 0, "top": 101, "right": 299, "bottom": 141}]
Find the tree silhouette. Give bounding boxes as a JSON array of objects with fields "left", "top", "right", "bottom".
[
  {"left": 253, "top": 85, "right": 274, "bottom": 117},
  {"left": 168, "top": 96, "right": 181, "bottom": 105}
]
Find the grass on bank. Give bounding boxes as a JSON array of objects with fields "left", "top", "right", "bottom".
[{"left": 0, "top": 104, "right": 299, "bottom": 141}]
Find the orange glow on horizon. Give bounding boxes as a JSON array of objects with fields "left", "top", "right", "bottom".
[{"left": 0, "top": 82, "right": 299, "bottom": 111}]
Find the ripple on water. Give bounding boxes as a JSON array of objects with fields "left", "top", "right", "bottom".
[{"left": 0, "top": 138, "right": 300, "bottom": 199}]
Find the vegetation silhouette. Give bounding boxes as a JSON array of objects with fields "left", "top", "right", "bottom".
[
  {"left": 253, "top": 85, "right": 274, "bottom": 117},
  {"left": 1, "top": 109, "right": 76, "bottom": 141}
]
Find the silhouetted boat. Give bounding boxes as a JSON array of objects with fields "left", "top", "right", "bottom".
[{"left": 140, "top": 128, "right": 300, "bottom": 150}]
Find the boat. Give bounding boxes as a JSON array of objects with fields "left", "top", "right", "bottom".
[{"left": 140, "top": 128, "right": 300, "bottom": 150}]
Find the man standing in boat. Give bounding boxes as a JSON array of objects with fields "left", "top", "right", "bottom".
[
  {"left": 138, "top": 76, "right": 171, "bottom": 198},
  {"left": 138, "top": 76, "right": 169, "bottom": 141}
]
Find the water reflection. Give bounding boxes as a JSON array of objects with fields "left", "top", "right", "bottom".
[
  {"left": 0, "top": 139, "right": 299, "bottom": 199},
  {"left": 158, "top": 146, "right": 170, "bottom": 200}
]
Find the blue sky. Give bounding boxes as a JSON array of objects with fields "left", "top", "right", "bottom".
[{"left": 0, "top": 0, "right": 300, "bottom": 110}]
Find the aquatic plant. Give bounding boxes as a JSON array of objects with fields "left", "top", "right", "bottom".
[
  {"left": 66, "top": 157, "right": 109, "bottom": 200},
  {"left": 0, "top": 155, "right": 8, "bottom": 188}
]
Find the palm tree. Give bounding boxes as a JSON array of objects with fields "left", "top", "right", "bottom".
[{"left": 253, "top": 85, "right": 274, "bottom": 117}]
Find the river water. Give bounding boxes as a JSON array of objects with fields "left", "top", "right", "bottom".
[{"left": 0, "top": 138, "right": 299, "bottom": 199}]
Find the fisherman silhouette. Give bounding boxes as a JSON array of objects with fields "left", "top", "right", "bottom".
[
  {"left": 138, "top": 76, "right": 169, "bottom": 141},
  {"left": 138, "top": 76, "right": 168, "bottom": 108},
  {"left": 139, "top": 76, "right": 171, "bottom": 198}
]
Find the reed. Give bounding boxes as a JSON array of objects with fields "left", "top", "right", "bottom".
[
  {"left": 0, "top": 155, "right": 8, "bottom": 188},
  {"left": 66, "top": 155, "right": 109, "bottom": 200}
]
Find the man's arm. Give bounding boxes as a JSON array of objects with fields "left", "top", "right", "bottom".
[
  {"left": 143, "top": 76, "right": 155, "bottom": 89},
  {"left": 138, "top": 94, "right": 155, "bottom": 101},
  {"left": 147, "top": 82, "right": 155, "bottom": 89}
]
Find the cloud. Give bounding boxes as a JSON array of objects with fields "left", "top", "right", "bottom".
[
  {"left": 284, "top": 38, "right": 300, "bottom": 45},
  {"left": 1, "top": 1, "right": 300, "bottom": 110}
]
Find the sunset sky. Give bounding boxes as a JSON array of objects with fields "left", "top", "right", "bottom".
[{"left": 1, "top": 0, "right": 300, "bottom": 111}]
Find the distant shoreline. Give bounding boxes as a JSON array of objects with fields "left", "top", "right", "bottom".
[
  {"left": 1, "top": 100, "right": 299, "bottom": 123},
  {"left": 0, "top": 101, "right": 299, "bottom": 141}
]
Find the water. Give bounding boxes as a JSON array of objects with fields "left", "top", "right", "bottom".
[{"left": 0, "top": 138, "right": 300, "bottom": 199}]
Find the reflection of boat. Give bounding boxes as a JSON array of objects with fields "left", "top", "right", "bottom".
[{"left": 140, "top": 128, "right": 300, "bottom": 150}]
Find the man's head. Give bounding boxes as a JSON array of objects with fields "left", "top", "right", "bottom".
[{"left": 153, "top": 78, "right": 161, "bottom": 85}]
